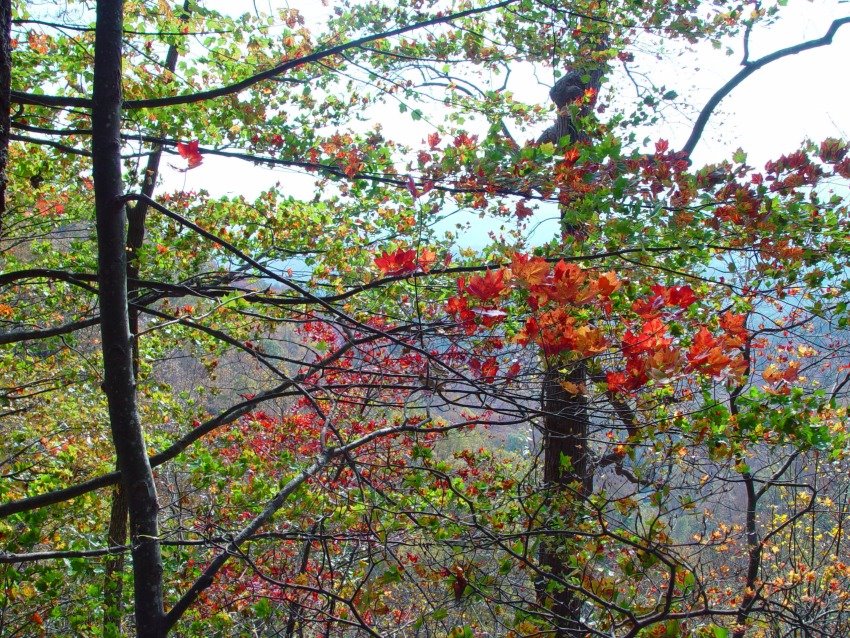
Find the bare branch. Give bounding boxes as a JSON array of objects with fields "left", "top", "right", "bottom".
[
  {"left": 680, "top": 16, "right": 850, "bottom": 158},
  {"left": 11, "top": 1, "right": 519, "bottom": 111}
]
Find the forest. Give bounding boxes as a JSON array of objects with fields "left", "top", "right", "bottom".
[{"left": 2, "top": 0, "right": 850, "bottom": 636}]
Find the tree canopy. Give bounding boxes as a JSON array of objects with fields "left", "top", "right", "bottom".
[{"left": 2, "top": 1, "right": 850, "bottom": 637}]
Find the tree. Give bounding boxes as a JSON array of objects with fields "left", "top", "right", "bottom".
[{"left": 2, "top": 0, "right": 850, "bottom": 636}]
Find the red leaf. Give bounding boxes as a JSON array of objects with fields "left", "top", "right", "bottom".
[
  {"left": 465, "top": 269, "right": 506, "bottom": 302},
  {"left": 515, "top": 200, "right": 533, "bottom": 220},
  {"left": 406, "top": 176, "right": 419, "bottom": 199},
  {"left": 597, "top": 271, "right": 620, "bottom": 297},
  {"left": 479, "top": 357, "right": 499, "bottom": 382},
  {"left": 668, "top": 285, "right": 697, "bottom": 308},
  {"left": 719, "top": 311, "right": 748, "bottom": 339},
  {"left": 606, "top": 371, "right": 628, "bottom": 393},
  {"left": 177, "top": 140, "right": 203, "bottom": 169},
  {"left": 374, "top": 247, "right": 418, "bottom": 275},
  {"left": 687, "top": 327, "right": 733, "bottom": 376},
  {"left": 472, "top": 307, "right": 507, "bottom": 327}
]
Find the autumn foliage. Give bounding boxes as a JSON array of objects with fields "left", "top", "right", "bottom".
[{"left": 2, "top": 2, "right": 850, "bottom": 638}]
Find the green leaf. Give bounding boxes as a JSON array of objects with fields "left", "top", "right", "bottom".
[{"left": 254, "top": 598, "right": 272, "bottom": 618}]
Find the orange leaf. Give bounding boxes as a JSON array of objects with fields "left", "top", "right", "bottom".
[
  {"left": 549, "top": 260, "right": 587, "bottom": 304},
  {"left": 560, "top": 380, "right": 586, "bottom": 395},
  {"left": 574, "top": 325, "right": 607, "bottom": 356},
  {"left": 511, "top": 253, "right": 549, "bottom": 286},
  {"left": 515, "top": 200, "right": 534, "bottom": 220},
  {"left": 597, "top": 271, "right": 620, "bottom": 297},
  {"left": 465, "top": 269, "right": 507, "bottom": 302},
  {"left": 479, "top": 357, "right": 499, "bottom": 382},
  {"left": 417, "top": 247, "right": 437, "bottom": 273},
  {"left": 719, "top": 311, "right": 747, "bottom": 338}
]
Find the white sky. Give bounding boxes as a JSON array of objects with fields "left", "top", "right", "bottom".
[{"left": 162, "top": 1, "right": 850, "bottom": 214}]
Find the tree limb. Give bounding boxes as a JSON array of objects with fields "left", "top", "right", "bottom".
[{"left": 680, "top": 16, "right": 850, "bottom": 158}]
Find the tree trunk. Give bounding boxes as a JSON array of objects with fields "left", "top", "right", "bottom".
[
  {"left": 102, "top": 4, "right": 187, "bottom": 628},
  {"left": 536, "top": 35, "right": 607, "bottom": 634},
  {"left": 0, "top": 0, "right": 11, "bottom": 235},
  {"left": 538, "top": 363, "right": 591, "bottom": 637},
  {"left": 103, "top": 485, "right": 129, "bottom": 637},
  {"left": 92, "top": 1, "right": 165, "bottom": 636}
]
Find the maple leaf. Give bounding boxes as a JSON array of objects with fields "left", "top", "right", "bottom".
[
  {"left": 374, "top": 247, "right": 418, "bottom": 275},
  {"left": 446, "top": 295, "right": 474, "bottom": 323},
  {"left": 548, "top": 260, "right": 588, "bottom": 304},
  {"left": 687, "top": 327, "right": 717, "bottom": 365},
  {"left": 514, "top": 316, "right": 539, "bottom": 346},
  {"left": 464, "top": 269, "right": 506, "bottom": 302},
  {"left": 574, "top": 325, "right": 607, "bottom": 356},
  {"left": 668, "top": 285, "right": 697, "bottom": 308},
  {"left": 341, "top": 150, "right": 363, "bottom": 177},
  {"left": 819, "top": 138, "right": 848, "bottom": 163},
  {"left": 563, "top": 147, "right": 580, "bottom": 165},
  {"left": 515, "top": 200, "right": 534, "bottom": 220},
  {"left": 472, "top": 307, "right": 507, "bottom": 327},
  {"left": 536, "top": 308, "right": 577, "bottom": 355},
  {"left": 625, "top": 357, "right": 649, "bottom": 389},
  {"left": 608, "top": 357, "right": 650, "bottom": 393},
  {"left": 479, "top": 357, "right": 499, "bottom": 382},
  {"left": 632, "top": 294, "right": 665, "bottom": 318},
  {"left": 511, "top": 253, "right": 549, "bottom": 286},
  {"left": 763, "top": 361, "right": 800, "bottom": 384},
  {"left": 719, "top": 311, "right": 747, "bottom": 339},
  {"left": 645, "top": 346, "right": 682, "bottom": 379},
  {"left": 597, "top": 271, "right": 620, "bottom": 297},
  {"left": 406, "top": 175, "right": 419, "bottom": 199},
  {"left": 561, "top": 380, "right": 586, "bottom": 395},
  {"left": 453, "top": 132, "right": 477, "bottom": 148},
  {"left": 687, "top": 327, "right": 733, "bottom": 376},
  {"left": 623, "top": 318, "right": 671, "bottom": 357},
  {"left": 177, "top": 140, "right": 203, "bottom": 169},
  {"left": 417, "top": 247, "right": 437, "bottom": 272},
  {"left": 606, "top": 371, "right": 628, "bottom": 393}
]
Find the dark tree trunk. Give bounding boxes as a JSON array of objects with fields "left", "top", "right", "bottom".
[
  {"left": 539, "top": 363, "right": 591, "bottom": 637},
  {"left": 103, "top": 5, "right": 187, "bottom": 629},
  {"left": 92, "top": 1, "right": 165, "bottom": 636},
  {"left": 536, "top": 34, "right": 607, "bottom": 634},
  {"left": 103, "top": 486, "right": 129, "bottom": 637},
  {"left": 0, "top": 0, "right": 11, "bottom": 235}
]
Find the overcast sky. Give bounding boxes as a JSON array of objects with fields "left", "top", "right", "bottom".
[{"left": 162, "top": 1, "right": 850, "bottom": 206}]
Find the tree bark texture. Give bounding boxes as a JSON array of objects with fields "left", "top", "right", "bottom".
[
  {"left": 104, "top": 5, "right": 188, "bottom": 629},
  {"left": 539, "top": 363, "right": 591, "bottom": 637},
  {"left": 103, "top": 485, "right": 129, "bottom": 637},
  {"left": 92, "top": 1, "right": 165, "bottom": 635},
  {"left": 0, "top": 0, "right": 11, "bottom": 235},
  {"left": 537, "top": 48, "right": 606, "bottom": 636}
]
